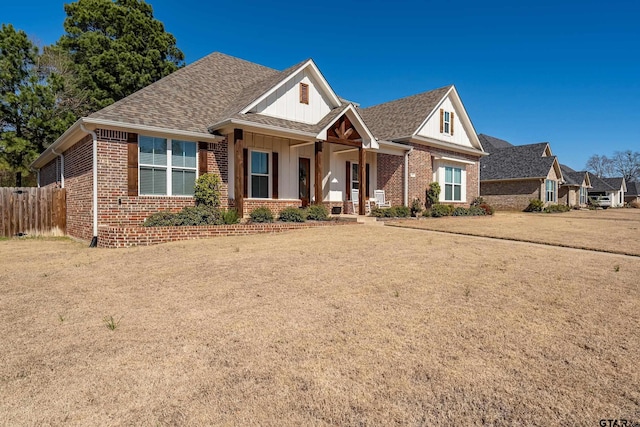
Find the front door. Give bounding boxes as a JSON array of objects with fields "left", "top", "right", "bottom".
[{"left": 299, "top": 158, "right": 311, "bottom": 207}]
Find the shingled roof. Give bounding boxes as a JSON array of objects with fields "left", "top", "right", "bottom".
[
  {"left": 359, "top": 86, "right": 452, "bottom": 141},
  {"left": 478, "top": 134, "right": 513, "bottom": 153},
  {"left": 480, "top": 142, "right": 557, "bottom": 181},
  {"left": 627, "top": 181, "right": 639, "bottom": 196},
  {"left": 91, "top": 52, "right": 298, "bottom": 134},
  {"left": 560, "top": 164, "right": 588, "bottom": 186}
]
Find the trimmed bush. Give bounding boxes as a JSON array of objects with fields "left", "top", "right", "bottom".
[
  {"left": 470, "top": 197, "right": 486, "bottom": 206},
  {"left": 194, "top": 173, "right": 222, "bottom": 208},
  {"left": 452, "top": 207, "right": 470, "bottom": 216},
  {"left": 426, "top": 182, "right": 441, "bottom": 208},
  {"left": 222, "top": 209, "right": 240, "bottom": 224},
  {"left": 410, "top": 198, "right": 422, "bottom": 217},
  {"left": 370, "top": 206, "right": 410, "bottom": 218},
  {"left": 306, "top": 204, "right": 329, "bottom": 221},
  {"left": 543, "top": 204, "right": 571, "bottom": 213},
  {"left": 630, "top": 200, "right": 640, "bottom": 209},
  {"left": 392, "top": 205, "right": 411, "bottom": 218},
  {"left": 279, "top": 207, "right": 306, "bottom": 223},
  {"left": 524, "top": 199, "right": 544, "bottom": 212},
  {"left": 430, "top": 204, "right": 454, "bottom": 217},
  {"left": 468, "top": 206, "right": 487, "bottom": 216},
  {"left": 174, "top": 206, "right": 222, "bottom": 225},
  {"left": 144, "top": 211, "right": 179, "bottom": 227},
  {"left": 479, "top": 203, "right": 495, "bottom": 215},
  {"left": 249, "top": 206, "right": 274, "bottom": 223}
]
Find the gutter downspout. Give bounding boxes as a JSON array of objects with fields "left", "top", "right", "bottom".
[
  {"left": 80, "top": 123, "right": 98, "bottom": 247},
  {"left": 404, "top": 147, "right": 413, "bottom": 207}
]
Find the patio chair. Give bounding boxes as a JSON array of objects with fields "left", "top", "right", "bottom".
[
  {"left": 374, "top": 189, "right": 392, "bottom": 208},
  {"left": 351, "top": 189, "right": 371, "bottom": 214}
]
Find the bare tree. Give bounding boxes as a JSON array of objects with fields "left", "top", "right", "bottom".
[
  {"left": 585, "top": 154, "right": 614, "bottom": 178},
  {"left": 611, "top": 150, "right": 640, "bottom": 183}
]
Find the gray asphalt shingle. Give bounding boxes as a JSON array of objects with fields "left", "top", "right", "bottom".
[{"left": 480, "top": 141, "right": 556, "bottom": 180}]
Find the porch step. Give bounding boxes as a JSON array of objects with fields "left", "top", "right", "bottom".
[{"left": 337, "top": 214, "right": 384, "bottom": 226}]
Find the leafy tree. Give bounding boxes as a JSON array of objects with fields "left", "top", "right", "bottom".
[
  {"left": 57, "top": 0, "right": 185, "bottom": 111},
  {"left": 585, "top": 154, "right": 613, "bottom": 178}
]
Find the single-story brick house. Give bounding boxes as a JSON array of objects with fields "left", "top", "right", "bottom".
[
  {"left": 478, "top": 134, "right": 563, "bottom": 210},
  {"left": 624, "top": 181, "right": 639, "bottom": 205},
  {"left": 558, "top": 164, "right": 591, "bottom": 208},
  {"left": 31, "top": 52, "right": 485, "bottom": 246}
]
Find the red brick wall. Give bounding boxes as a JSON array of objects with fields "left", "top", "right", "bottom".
[
  {"left": 40, "top": 157, "right": 61, "bottom": 187},
  {"left": 480, "top": 180, "right": 541, "bottom": 211},
  {"left": 377, "top": 153, "right": 404, "bottom": 206},
  {"left": 63, "top": 135, "right": 94, "bottom": 241}
]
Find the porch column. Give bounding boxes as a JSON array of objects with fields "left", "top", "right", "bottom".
[
  {"left": 358, "top": 147, "right": 366, "bottom": 215},
  {"left": 234, "top": 128, "right": 244, "bottom": 217},
  {"left": 314, "top": 141, "right": 323, "bottom": 205}
]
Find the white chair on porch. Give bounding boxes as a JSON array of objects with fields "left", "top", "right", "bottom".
[
  {"left": 374, "top": 190, "right": 391, "bottom": 208},
  {"left": 351, "top": 189, "right": 371, "bottom": 214}
]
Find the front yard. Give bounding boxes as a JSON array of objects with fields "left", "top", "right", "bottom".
[{"left": 0, "top": 211, "right": 638, "bottom": 425}]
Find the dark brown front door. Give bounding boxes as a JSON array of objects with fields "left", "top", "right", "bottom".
[{"left": 299, "top": 157, "right": 311, "bottom": 207}]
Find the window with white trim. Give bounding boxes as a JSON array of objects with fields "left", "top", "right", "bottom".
[
  {"left": 545, "top": 179, "right": 556, "bottom": 203},
  {"left": 351, "top": 163, "right": 359, "bottom": 191},
  {"left": 250, "top": 150, "right": 270, "bottom": 198},
  {"left": 443, "top": 111, "right": 451, "bottom": 135},
  {"left": 444, "top": 166, "right": 462, "bottom": 201},
  {"left": 139, "top": 136, "right": 196, "bottom": 196}
]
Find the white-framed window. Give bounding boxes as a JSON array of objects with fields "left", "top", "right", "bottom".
[
  {"left": 351, "top": 163, "right": 359, "bottom": 191},
  {"left": 443, "top": 111, "right": 451, "bottom": 135},
  {"left": 250, "top": 149, "right": 270, "bottom": 198},
  {"left": 545, "top": 179, "right": 556, "bottom": 203},
  {"left": 139, "top": 136, "right": 196, "bottom": 196},
  {"left": 444, "top": 166, "right": 462, "bottom": 201},
  {"left": 579, "top": 187, "right": 588, "bottom": 205}
]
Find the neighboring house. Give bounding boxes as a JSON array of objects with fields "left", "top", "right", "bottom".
[
  {"left": 478, "top": 134, "right": 563, "bottom": 211},
  {"left": 558, "top": 164, "right": 591, "bottom": 208},
  {"left": 587, "top": 174, "right": 627, "bottom": 207},
  {"left": 624, "top": 181, "right": 639, "bottom": 205},
  {"left": 31, "top": 52, "right": 485, "bottom": 246}
]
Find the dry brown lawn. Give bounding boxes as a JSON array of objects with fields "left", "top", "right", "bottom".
[
  {"left": 389, "top": 208, "right": 640, "bottom": 256},
  {"left": 1, "top": 222, "right": 639, "bottom": 426}
]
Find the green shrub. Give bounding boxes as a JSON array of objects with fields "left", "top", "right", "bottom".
[
  {"left": 468, "top": 206, "right": 486, "bottom": 216},
  {"left": 410, "top": 198, "right": 423, "bottom": 217},
  {"left": 222, "top": 209, "right": 240, "bottom": 224},
  {"left": 524, "top": 199, "right": 544, "bottom": 212},
  {"left": 452, "top": 207, "right": 470, "bottom": 216},
  {"left": 426, "top": 182, "right": 441, "bottom": 208},
  {"left": 249, "top": 206, "right": 274, "bottom": 223},
  {"left": 144, "top": 211, "right": 179, "bottom": 226},
  {"left": 370, "top": 206, "right": 410, "bottom": 218},
  {"left": 479, "top": 203, "right": 495, "bottom": 215},
  {"left": 543, "top": 204, "right": 571, "bottom": 213},
  {"left": 194, "top": 173, "right": 222, "bottom": 207},
  {"left": 279, "top": 207, "right": 306, "bottom": 222},
  {"left": 174, "top": 205, "right": 222, "bottom": 225},
  {"left": 306, "top": 204, "right": 329, "bottom": 221},
  {"left": 431, "top": 204, "right": 453, "bottom": 217},
  {"left": 471, "top": 197, "right": 486, "bottom": 206},
  {"left": 392, "top": 205, "right": 411, "bottom": 217}
]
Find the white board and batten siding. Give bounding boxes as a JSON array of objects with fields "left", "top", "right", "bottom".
[
  {"left": 416, "top": 96, "right": 474, "bottom": 148},
  {"left": 250, "top": 70, "right": 333, "bottom": 125},
  {"left": 326, "top": 145, "right": 377, "bottom": 203}
]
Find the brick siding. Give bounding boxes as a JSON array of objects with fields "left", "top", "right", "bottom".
[{"left": 480, "top": 180, "right": 541, "bottom": 211}]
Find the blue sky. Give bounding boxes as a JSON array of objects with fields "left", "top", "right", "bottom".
[{"left": 4, "top": 0, "right": 640, "bottom": 171}]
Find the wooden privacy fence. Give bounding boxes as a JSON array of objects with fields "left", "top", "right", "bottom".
[{"left": 0, "top": 187, "right": 66, "bottom": 238}]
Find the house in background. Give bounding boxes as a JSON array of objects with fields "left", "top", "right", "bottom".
[
  {"left": 624, "top": 181, "right": 639, "bottom": 205},
  {"left": 588, "top": 174, "right": 626, "bottom": 207},
  {"left": 558, "top": 164, "right": 591, "bottom": 208},
  {"left": 478, "top": 134, "right": 563, "bottom": 211},
  {"left": 31, "top": 52, "right": 485, "bottom": 246}
]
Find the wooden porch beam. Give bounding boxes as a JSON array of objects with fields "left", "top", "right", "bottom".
[
  {"left": 314, "top": 141, "right": 323, "bottom": 205},
  {"left": 234, "top": 128, "right": 244, "bottom": 217},
  {"left": 359, "top": 147, "right": 366, "bottom": 215},
  {"left": 326, "top": 136, "right": 362, "bottom": 148}
]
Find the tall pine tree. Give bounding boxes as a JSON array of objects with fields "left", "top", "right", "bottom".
[{"left": 57, "top": 0, "right": 185, "bottom": 111}]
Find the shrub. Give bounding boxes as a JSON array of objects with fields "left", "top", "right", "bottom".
[
  {"left": 430, "top": 204, "right": 453, "bottom": 217},
  {"left": 470, "top": 197, "right": 486, "bottom": 206},
  {"left": 410, "top": 198, "right": 423, "bottom": 217},
  {"left": 222, "top": 209, "right": 240, "bottom": 224},
  {"left": 468, "top": 206, "right": 487, "bottom": 216},
  {"left": 479, "top": 203, "right": 495, "bottom": 215},
  {"left": 524, "top": 199, "right": 544, "bottom": 212},
  {"left": 249, "top": 206, "right": 274, "bottom": 223},
  {"left": 279, "top": 207, "right": 306, "bottom": 222},
  {"left": 543, "top": 204, "right": 571, "bottom": 213},
  {"left": 426, "top": 182, "right": 441, "bottom": 208},
  {"left": 630, "top": 200, "right": 640, "bottom": 209},
  {"left": 452, "top": 207, "right": 470, "bottom": 216},
  {"left": 306, "top": 204, "right": 330, "bottom": 221},
  {"left": 144, "top": 211, "right": 179, "bottom": 227},
  {"left": 370, "top": 206, "right": 410, "bottom": 218},
  {"left": 194, "top": 173, "right": 222, "bottom": 208},
  {"left": 174, "top": 205, "right": 222, "bottom": 225}
]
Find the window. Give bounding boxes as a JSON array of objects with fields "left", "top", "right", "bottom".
[
  {"left": 299, "top": 83, "right": 309, "bottom": 104},
  {"left": 351, "top": 163, "right": 359, "bottom": 191},
  {"left": 545, "top": 179, "right": 556, "bottom": 203},
  {"left": 579, "top": 187, "right": 588, "bottom": 205},
  {"left": 250, "top": 150, "right": 269, "bottom": 198},
  {"left": 443, "top": 111, "right": 451, "bottom": 134},
  {"left": 139, "top": 136, "right": 196, "bottom": 196},
  {"left": 444, "top": 166, "right": 462, "bottom": 201}
]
